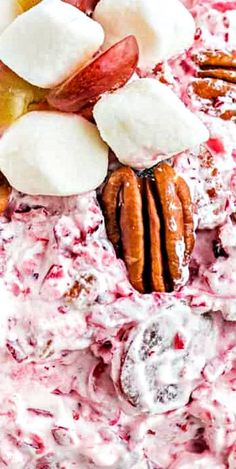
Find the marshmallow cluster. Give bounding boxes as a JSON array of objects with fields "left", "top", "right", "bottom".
[{"left": 0, "top": 0, "right": 207, "bottom": 192}]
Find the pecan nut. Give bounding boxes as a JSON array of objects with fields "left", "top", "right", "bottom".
[
  {"left": 101, "top": 163, "right": 195, "bottom": 293},
  {"left": 0, "top": 172, "right": 11, "bottom": 215},
  {"left": 191, "top": 50, "right": 236, "bottom": 120}
]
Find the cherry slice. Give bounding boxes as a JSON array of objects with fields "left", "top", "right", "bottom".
[
  {"left": 47, "top": 35, "right": 139, "bottom": 113},
  {"left": 63, "top": 0, "right": 100, "bottom": 14}
]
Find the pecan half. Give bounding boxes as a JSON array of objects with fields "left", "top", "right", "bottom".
[
  {"left": 101, "top": 163, "right": 194, "bottom": 293},
  {"left": 0, "top": 172, "right": 11, "bottom": 214},
  {"left": 194, "top": 50, "right": 236, "bottom": 70},
  {"left": 191, "top": 50, "right": 236, "bottom": 119}
]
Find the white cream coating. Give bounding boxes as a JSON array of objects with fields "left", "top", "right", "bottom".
[
  {"left": 94, "top": 78, "right": 209, "bottom": 169},
  {"left": 0, "top": 111, "right": 109, "bottom": 196},
  {"left": 93, "top": 0, "right": 195, "bottom": 69},
  {"left": 0, "top": 189, "right": 235, "bottom": 466},
  {"left": 169, "top": 452, "right": 225, "bottom": 468},
  {"left": 0, "top": 0, "right": 104, "bottom": 88},
  {"left": 188, "top": 219, "right": 236, "bottom": 321}
]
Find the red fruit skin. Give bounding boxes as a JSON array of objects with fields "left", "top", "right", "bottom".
[
  {"left": 77, "top": 104, "right": 95, "bottom": 122},
  {"left": 63, "top": 0, "right": 100, "bottom": 14},
  {"left": 173, "top": 333, "right": 185, "bottom": 350},
  {"left": 47, "top": 35, "right": 139, "bottom": 113}
]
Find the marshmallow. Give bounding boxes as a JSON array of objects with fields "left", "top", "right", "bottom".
[
  {"left": 0, "top": 111, "right": 108, "bottom": 196},
  {"left": 93, "top": 0, "right": 195, "bottom": 69},
  {"left": 0, "top": 0, "right": 104, "bottom": 88},
  {"left": 0, "top": 0, "right": 22, "bottom": 35},
  {"left": 93, "top": 78, "right": 209, "bottom": 169}
]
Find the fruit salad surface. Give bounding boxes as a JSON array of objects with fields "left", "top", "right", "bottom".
[{"left": 0, "top": 0, "right": 235, "bottom": 468}]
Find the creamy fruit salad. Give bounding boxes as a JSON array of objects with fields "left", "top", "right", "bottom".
[{"left": 0, "top": 0, "right": 235, "bottom": 468}]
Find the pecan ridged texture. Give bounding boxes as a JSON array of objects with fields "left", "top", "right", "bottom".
[
  {"left": 191, "top": 50, "right": 236, "bottom": 120},
  {"left": 101, "top": 163, "right": 195, "bottom": 293}
]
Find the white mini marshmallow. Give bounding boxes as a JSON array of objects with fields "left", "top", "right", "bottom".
[
  {"left": 0, "top": 111, "right": 108, "bottom": 196},
  {"left": 0, "top": 0, "right": 22, "bottom": 35},
  {"left": 93, "top": 78, "right": 209, "bottom": 169},
  {"left": 0, "top": 0, "right": 104, "bottom": 88},
  {"left": 94, "top": 0, "right": 195, "bottom": 69}
]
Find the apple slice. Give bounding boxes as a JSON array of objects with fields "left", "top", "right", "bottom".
[
  {"left": 47, "top": 35, "right": 138, "bottom": 113},
  {"left": 17, "top": 0, "right": 41, "bottom": 11},
  {"left": 0, "top": 62, "right": 46, "bottom": 133},
  {"left": 63, "top": 0, "right": 99, "bottom": 14},
  {"left": 0, "top": 111, "right": 108, "bottom": 196}
]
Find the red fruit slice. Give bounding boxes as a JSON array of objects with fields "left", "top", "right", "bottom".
[
  {"left": 47, "top": 35, "right": 139, "bottom": 113},
  {"left": 77, "top": 103, "right": 94, "bottom": 122},
  {"left": 63, "top": 0, "right": 100, "bottom": 14}
]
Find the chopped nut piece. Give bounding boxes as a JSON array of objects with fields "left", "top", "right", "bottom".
[
  {"left": 192, "top": 78, "right": 235, "bottom": 99},
  {"left": 64, "top": 281, "right": 82, "bottom": 300},
  {"left": 192, "top": 50, "right": 236, "bottom": 119},
  {"left": 64, "top": 275, "right": 95, "bottom": 301},
  {"left": 220, "top": 109, "right": 236, "bottom": 120}
]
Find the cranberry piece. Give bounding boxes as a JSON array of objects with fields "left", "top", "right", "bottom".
[
  {"left": 35, "top": 454, "right": 56, "bottom": 469},
  {"left": 173, "top": 333, "right": 185, "bottom": 350},
  {"left": 188, "top": 429, "right": 209, "bottom": 454},
  {"left": 212, "top": 1, "right": 236, "bottom": 12},
  {"left": 207, "top": 137, "right": 225, "bottom": 154},
  {"left": 27, "top": 408, "right": 53, "bottom": 418}
]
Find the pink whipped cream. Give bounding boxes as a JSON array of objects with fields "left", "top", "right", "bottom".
[{"left": 0, "top": 0, "right": 236, "bottom": 468}]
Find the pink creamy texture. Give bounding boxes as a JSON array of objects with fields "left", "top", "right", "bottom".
[{"left": 0, "top": 1, "right": 236, "bottom": 468}]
